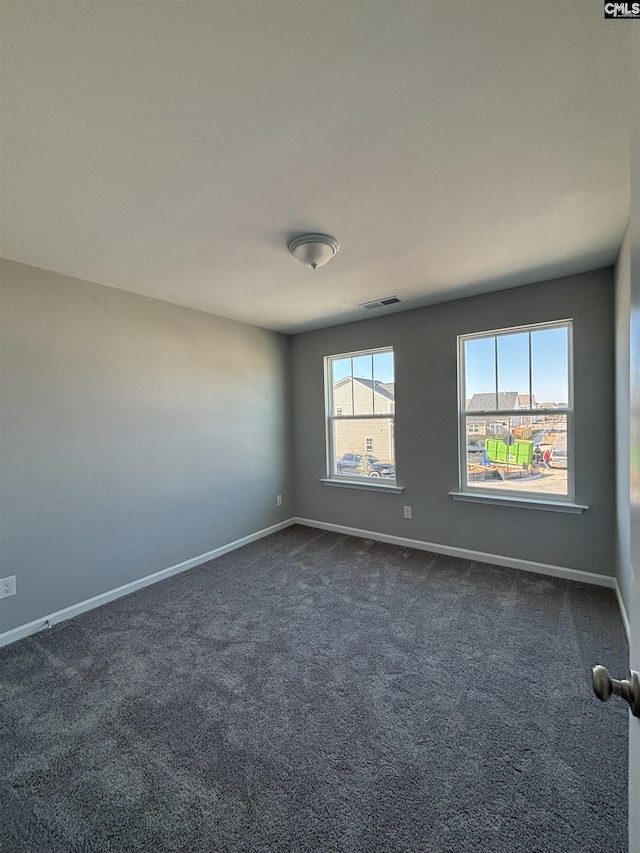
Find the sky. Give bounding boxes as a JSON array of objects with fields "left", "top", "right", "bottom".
[
  {"left": 332, "top": 351, "right": 394, "bottom": 385},
  {"left": 464, "top": 326, "right": 569, "bottom": 405},
  {"left": 330, "top": 326, "right": 568, "bottom": 405}
]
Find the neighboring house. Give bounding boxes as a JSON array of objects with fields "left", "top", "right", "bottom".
[
  {"left": 468, "top": 391, "right": 520, "bottom": 411},
  {"left": 333, "top": 377, "right": 395, "bottom": 461},
  {"left": 466, "top": 391, "right": 524, "bottom": 437}
]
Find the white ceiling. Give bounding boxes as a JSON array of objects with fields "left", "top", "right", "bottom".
[{"left": 0, "top": 1, "right": 633, "bottom": 333}]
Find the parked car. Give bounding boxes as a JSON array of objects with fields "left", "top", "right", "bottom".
[
  {"left": 467, "top": 442, "right": 485, "bottom": 453},
  {"left": 550, "top": 448, "right": 567, "bottom": 469},
  {"left": 337, "top": 453, "right": 395, "bottom": 477}
]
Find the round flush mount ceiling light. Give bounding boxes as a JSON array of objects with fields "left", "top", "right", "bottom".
[{"left": 288, "top": 233, "right": 339, "bottom": 270}]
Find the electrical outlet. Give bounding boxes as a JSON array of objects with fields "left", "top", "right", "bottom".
[
  {"left": 0, "top": 575, "right": 16, "bottom": 599},
  {"left": 403, "top": 505, "right": 412, "bottom": 519},
  {"left": 276, "top": 494, "right": 283, "bottom": 507}
]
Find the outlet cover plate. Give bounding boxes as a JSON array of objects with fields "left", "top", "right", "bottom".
[{"left": 0, "top": 575, "right": 16, "bottom": 598}]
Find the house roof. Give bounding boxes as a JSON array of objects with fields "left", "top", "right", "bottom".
[
  {"left": 518, "top": 395, "right": 536, "bottom": 407},
  {"left": 335, "top": 376, "right": 395, "bottom": 401},
  {"left": 467, "top": 392, "right": 519, "bottom": 411},
  {"left": 376, "top": 381, "right": 395, "bottom": 399}
]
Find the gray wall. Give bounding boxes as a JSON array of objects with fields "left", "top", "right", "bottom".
[
  {"left": 0, "top": 259, "right": 293, "bottom": 633},
  {"left": 292, "top": 269, "right": 615, "bottom": 576}
]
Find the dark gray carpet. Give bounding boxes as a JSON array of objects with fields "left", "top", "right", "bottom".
[{"left": 0, "top": 525, "right": 629, "bottom": 852}]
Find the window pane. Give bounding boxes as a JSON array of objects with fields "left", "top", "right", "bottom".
[
  {"left": 352, "top": 355, "right": 373, "bottom": 380},
  {"left": 497, "top": 332, "right": 530, "bottom": 409},
  {"left": 464, "top": 414, "right": 568, "bottom": 496},
  {"left": 332, "top": 358, "right": 353, "bottom": 415},
  {"left": 373, "top": 350, "right": 395, "bottom": 414},
  {"left": 352, "top": 355, "right": 374, "bottom": 414},
  {"left": 464, "top": 337, "right": 496, "bottom": 411},
  {"left": 332, "top": 417, "right": 395, "bottom": 479},
  {"left": 531, "top": 326, "right": 569, "bottom": 408}
]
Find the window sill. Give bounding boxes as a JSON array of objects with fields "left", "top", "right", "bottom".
[
  {"left": 448, "top": 491, "right": 588, "bottom": 514},
  {"left": 320, "top": 478, "right": 405, "bottom": 494}
]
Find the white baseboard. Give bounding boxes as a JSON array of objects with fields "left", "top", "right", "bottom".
[
  {"left": 0, "top": 518, "right": 296, "bottom": 649},
  {"left": 614, "top": 580, "right": 631, "bottom": 644},
  {"left": 294, "top": 517, "right": 617, "bottom": 589},
  {"left": 3, "top": 516, "right": 626, "bottom": 650}
]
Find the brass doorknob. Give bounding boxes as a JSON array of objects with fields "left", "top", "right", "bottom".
[{"left": 592, "top": 665, "right": 640, "bottom": 717}]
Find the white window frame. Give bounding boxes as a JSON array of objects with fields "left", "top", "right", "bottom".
[
  {"left": 457, "top": 320, "right": 574, "bottom": 502},
  {"left": 324, "top": 346, "right": 396, "bottom": 485}
]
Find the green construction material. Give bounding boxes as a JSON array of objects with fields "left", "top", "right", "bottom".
[{"left": 485, "top": 438, "right": 533, "bottom": 466}]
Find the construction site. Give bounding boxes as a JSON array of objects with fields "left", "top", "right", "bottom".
[{"left": 466, "top": 420, "right": 568, "bottom": 496}]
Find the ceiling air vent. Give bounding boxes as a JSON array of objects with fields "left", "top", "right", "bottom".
[{"left": 359, "top": 296, "right": 401, "bottom": 310}]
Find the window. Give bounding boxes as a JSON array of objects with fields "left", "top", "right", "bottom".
[
  {"left": 459, "top": 321, "right": 572, "bottom": 500},
  {"left": 325, "top": 347, "right": 395, "bottom": 482}
]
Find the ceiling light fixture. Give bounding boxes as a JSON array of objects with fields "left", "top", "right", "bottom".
[{"left": 288, "top": 233, "right": 339, "bottom": 270}]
